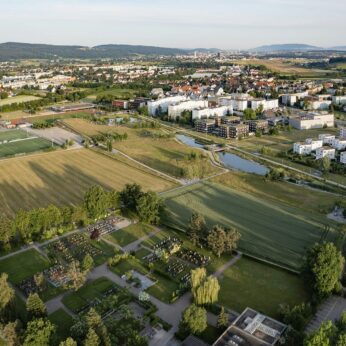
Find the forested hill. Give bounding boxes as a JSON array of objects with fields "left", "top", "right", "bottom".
[{"left": 0, "top": 42, "right": 187, "bottom": 60}]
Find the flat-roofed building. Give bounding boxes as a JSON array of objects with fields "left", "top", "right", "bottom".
[
  {"left": 316, "top": 147, "right": 336, "bottom": 160},
  {"left": 192, "top": 105, "right": 233, "bottom": 120},
  {"left": 251, "top": 99, "right": 279, "bottom": 111},
  {"left": 228, "top": 123, "right": 249, "bottom": 139},
  {"left": 340, "top": 127, "right": 346, "bottom": 139},
  {"left": 248, "top": 120, "right": 269, "bottom": 133},
  {"left": 340, "top": 152, "right": 346, "bottom": 164},
  {"left": 289, "top": 112, "right": 334, "bottom": 130},
  {"left": 168, "top": 100, "right": 208, "bottom": 119},
  {"left": 195, "top": 119, "right": 215, "bottom": 133},
  {"left": 318, "top": 134, "right": 336, "bottom": 145},
  {"left": 148, "top": 95, "right": 187, "bottom": 116},
  {"left": 213, "top": 308, "right": 287, "bottom": 346},
  {"left": 332, "top": 138, "right": 346, "bottom": 151}
]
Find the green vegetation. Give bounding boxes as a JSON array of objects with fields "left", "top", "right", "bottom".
[
  {"left": 0, "top": 249, "right": 50, "bottom": 284},
  {"left": 218, "top": 257, "right": 308, "bottom": 317},
  {"left": 106, "top": 223, "right": 154, "bottom": 247},
  {"left": 163, "top": 181, "right": 334, "bottom": 270},
  {"left": 48, "top": 309, "right": 74, "bottom": 341},
  {"left": 0, "top": 95, "right": 41, "bottom": 106},
  {"left": 0, "top": 148, "right": 175, "bottom": 216}
]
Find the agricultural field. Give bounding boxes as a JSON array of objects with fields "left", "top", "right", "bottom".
[
  {"left": 218, "top": 257, "right": 309, "bottom": 317},
  {"left": 0, "top": 249, "right": 50, "bottom": 284},
  {"left": 0, "top": 148, "right": 175, "bottom": 215},
  {"left": 233, "top": 58, "right": 334, "bottom": 77},
  {"left": 162, "top": 181, "right": 336, "bottom": 271},
  {"left": 0, "top": 95, "right": 41, "bottom": 106},
  {"left": 63, "top": 118, "right": 220, "bottom": 178},
  {"left": 105, "top": 223, "right": 155, "bottom": 247}
]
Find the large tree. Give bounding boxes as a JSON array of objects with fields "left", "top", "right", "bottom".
[
  {"left": 119, "top": 183, "right": 143, "bottom": 211},
  {"left": 0, "top": 214, "right": 14, "bottom": 251},
  {"left": 84, "top": 328, "right": 100, "bottom": 346},
  {"left": 0, "top": 273, "right": 14, "bottom": 313},
  {"left": 26, "top": 293, "right": 46, "bottom": 319},
  {"left": 305, "top": 242, "right": 344, "bottom": 299},
  {"left": 1, "top": 320, "right": 20, "bottom": 346},
  {"left": 180, "top": 304, "right": 207, "bottom": 335},
  {"left": 224, "top": 228, "right": 241, "bottom": 253},
  {"left": 207, "top": 225, "right": 226, "bottom": 257},
  {"left": 217, "top": 307, "right": 229, "bottom": 329},
  {"left": 304, "top": 321, "right": 336, "bottom": 346},
  {"left": 59, "top": 338, "right": 77, "bottom": 346},
  {"left": 84, "top": 186, "right": 110, "bottom": 219},
  {"left": 191, "top": 268, "right": 220, "bottom": 305},
  {"left": 23, "top": 318, "right": 56, "bottom": 346},
  {"left": 136, "top": 191, "right": 162, "bottom": 224},
  {"left": 187, "top": 212, "right": 207, "bottom": 246},
  {"left": 66, "top": 261, "right": 87, "bottom": 291}
]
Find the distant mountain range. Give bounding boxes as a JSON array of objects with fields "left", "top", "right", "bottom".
[
  {"left": 0, "top": 42, "right": 188, "bottom": 60},
  {"left": 249, "top": 43, "right": 346, "bottom": 52}
]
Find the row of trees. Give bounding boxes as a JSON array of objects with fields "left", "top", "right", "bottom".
[{"left": 187, "top": 212, "right": 241, "bottom": 257}]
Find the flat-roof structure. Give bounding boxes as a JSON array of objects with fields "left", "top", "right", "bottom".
[
  {"left": 50, "top": 103, "right": 95, "bottom": 112},
  {"left": 213, "top": 308, "right": 287, "bottom": 346}
]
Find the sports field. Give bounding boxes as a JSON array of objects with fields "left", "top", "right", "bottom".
[
  {"left": 63, "top": 118, "right": 220, "bottom": 178},
  {"left": 0, "top": 137, "right": 54, "bottom": 158},
  {"left": 0, "top": 95, "right": 41, "bottom": 106},
  {"left": 218, "top": 257, "right": 308, "bottom": 317},
  {"left": 162, "top": 181, "right": 335, "bottom": 270},
  {"left": 0, "top": 148, "right": 175, "bottom": 215},
  {"left": 0, "top": 129, "right": 31, "bottom": 142}
]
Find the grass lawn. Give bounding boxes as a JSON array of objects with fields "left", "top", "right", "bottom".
[
  {"left": 0, "top": 249, "right": 50, "bottom": 284},
  {"left": 146, "top": 274, "right": 179, "bottom": 304},
  {"left": 198, "top": 325, "right": 221, "bottom": 345},
  {"left": 49, "top": 309, "right": 74, "bottom": 341},
  {"left": 162, "top": 181, "right": 335, "bottom": 271},
  {"left": 0, "top": 129, "right": 31, "bottom": 142},
  {"left": 134, "top": 248, "right": 151, "bottom": 260},
  {"left": 0, "top": 137, "right": 54, "bottom": 158},
  {"left": 0, "top": 148, "right": 175, "bottom": 215},
  {"left": 105, "top": 223, "right": 154, "bottom": 247},
  {"left": 63, "top": 118, "right": 220, "bottom": 178},
  {"left": 218, "top": 257, "right": 309, "bottom": 318},
  {"left": 110, "top": 257, "right": 149, "bottom": 276},
  {"left": 0, "top": 95, "right": 41, "bottom": 106},
  {"left": 62, "top": 277, "right": 115, "bottom": 312}
]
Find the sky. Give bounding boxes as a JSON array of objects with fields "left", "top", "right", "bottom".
[{"left": 1, "top": 0, "right": 345, "bottom": 50}]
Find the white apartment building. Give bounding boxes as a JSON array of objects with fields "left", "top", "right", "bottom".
[
  {"left": 250, "top": 99, "right": 279, "bottom": 111},
  {"left": 332, "top": 95, "right": 346, "bottom": 105},
  {"left": 148, "top": 95, "right": 187, "bottom": 116},
  {"left": 168, "top": 100, "right": 208, "bottom": 119},
  {"left": 332, "top": 138, "right": 346, "bottom": 151},
  {"left": 192, "top": 105, "right": 233, "bottom": 120},
  {"left": 281, "top": 91, "right": 308, "bottom": 106},
  {"left": 318, "top": 134, "right": 336, "bottom": 145},
  {"left": 340, "top": 152, "right": 346, "bottom": 164},
  {"left": 316, "top": 147, "right": 335, "bottom": 160},
  {"left": 289, "top": 113, "right": 334, "bottom": 130},
  {"left": 218, "top": 94, "right": 249, "bottom": 111},
  {"left": 340, "top": 127, "right": 346, "bottom": 139},
  {"left": 293, "top": 139, "right": 323, "bottom": 155},
  {"left": 293, "top": 143, "right": 313, "bottom": 155},
  {"left": 310, "top": 100, "right": 332, "bottom": 110}
]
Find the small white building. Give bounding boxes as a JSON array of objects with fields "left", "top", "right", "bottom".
[
  {"left": 318, "top": 134, "right": 336, "bottom": 145},
  {"left": 305, "top": 138, "right": 323, "bottom": 150},
  {"left": 168, "top": 100, "right": 208, "bottom": 119},
  {"left": 316, "top": 147, "right": 335, "bottom": 160},
  {"left": 192, "top": 105, "right": 233, "bottom": 120},
  {"left": 251, "top": 99, "right": 279, "bottom": 111},
  {"left": 332, "top": 138, "right": 346, "bottom": 151},
  {"left": 340, "top": 152, "right": 346, "bottom": 164}
]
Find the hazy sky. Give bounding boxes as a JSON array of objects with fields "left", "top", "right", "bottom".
[{"left": 1, "top": 0, "right": 345, "bottom": 49}]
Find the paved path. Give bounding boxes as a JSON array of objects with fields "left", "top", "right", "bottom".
[
  {"left": 212, "top": 252, "right": 242, "bottom": 278},
  {"left": 123, "top": 227, "right": 161, "bottom": 252}
]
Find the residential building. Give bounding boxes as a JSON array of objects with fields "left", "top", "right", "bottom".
[
  {"left": 332, "top": 138, "right": 346, "bottom": 151},
  {"left": 305, "top": 138, "right": 323, "bottom": 150},
  {"left": 293, "top": 143, "right": 313, "bottom": 155},
  {"left": 248, "top": 120, "right": 269, "bottom": 133},
  {"left": 192, "top": 105, "right": 233, "bottom": 120},
  {"left": 168, "top": 100, "right": 208, "bottom": 119},
  {"left": 195, "top": 119, "right": 215, "bottom": 133},
  {"left": 289, "top": 113, "right": 334, "bottom": 130},
  {"left": 228, "top": 123, "right": 249, "bottom": 139},
  {"left": 340, "top": 152, "right": 346, "bottom": 164},
  {"left": 147, "top": 95, "right": 187, "bottom": 116},
  {"left": 250, "top": 99, "right": 279, "bottom": 111},
  {"left": 332, "top": 95, "right": 346, "bottom": 105},
  {"left": 340, "top": 127, "right": 346, "bottom": 139},
  {"left": 218, "top": 94, "right": 250, "bottom": 111},
  {"left": 318, "top": 134, "right": 336, "bottom": 145},
  {"left": 316, "top": 147, "right": 336, "bottom": 160},
  {"left": 281, "top": 91, "right": 308, "bottom": 106}
]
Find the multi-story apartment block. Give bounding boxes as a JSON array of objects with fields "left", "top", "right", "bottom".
[
  {"left": 248, "top": 120, "right": 269, "bottom": 133},
  {"left": 147, "top": 95, "right": 187, "bottom": 116},
  {"left": 318, "top": 134, "right": 336, "bottom": 145},
  {"left": 289, "top": 113, "right": 334, "bottom": 130},
  {"left": 168, "top": 100, "right": 208, "bottom": 119},
  {"left": 250, "top": 99, "right": 279, "bottom": 111},
  {"left": 228, "top": 123, "right": 249, "bottom": 139},
  {"left": 195, "top": 119, "right": 215, "bottom": 133},
  {"left": 316, "top": 147, "right": 335, "bottom": 160},
  {"left": 332, "top": 138, "right": 346, "bottom": 151},
  {"left": 192, "top": 105, "right": 233, "bottom": 120},
  {"left": 340, "top": 152, "right": 346, "bottom": 164},
  {"left": 340, "top": 127, "right": 346, "bottom": 139}
]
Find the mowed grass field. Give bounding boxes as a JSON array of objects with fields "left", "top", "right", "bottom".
[
  {"left": 0, "top": 95, "right": 41, "bottom": 106},
  {"left": 218, "top": 257, "right": 308, "bottom": 317},
  {"left": 63, "top": 118, "right": 220, "bottom": 178},
  {"left": 162, "top": 181, "right": 335, "bottom": 270},
  {"left": 0, "top": 129, "right": 30, "bottom": 141},
  {"left": 0, "top": 249, "right": 50, "bottom": 284},
  {"left": 0, "top": 148, "right": 175, "bottom": 215}
]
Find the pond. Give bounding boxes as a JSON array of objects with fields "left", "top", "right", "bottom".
[
  {"left": 176, "top": 134, "right": 205, "bottom": 148},
  {"left": 218, "top": 152, "right": 269, "bottom": 175}
]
